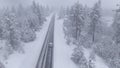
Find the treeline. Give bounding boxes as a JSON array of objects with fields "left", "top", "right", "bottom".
[
  {"left": 62, "top": 0, "right": 120, "bottom": 68},
  {"left": 0, "top": 1, "right": 51, "bottom": 61}
]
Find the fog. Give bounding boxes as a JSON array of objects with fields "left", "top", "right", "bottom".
[{"left": 0, "top": 0, "right": 119, "bottom": 9}]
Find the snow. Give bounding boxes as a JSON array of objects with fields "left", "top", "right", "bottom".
[
  {"left": 4, "top": 14, "right": 53, "bottom": 68},
  {"left": 83, "top": 48, "right": 92, "bottom": 61},
  {"left": 102, "top": 16, "right": 113, "bottom": 27},
  {"left": 3, "top": 14, "right": 109, "bottom": 68},
  {"left": 53, "top": 15, "right": 109, "bottom": 68},
  {"left": 54, "top": 15, "right": 77, "bottom": 68},
  {"left": 94, "top": 56, "right": 108, "bottom": 68},
  {"left": 0, "top": 40, "right": 8, "bottom": 61},
  {"left": 83, "top": 48, "right": 108, "bottom": 68}
]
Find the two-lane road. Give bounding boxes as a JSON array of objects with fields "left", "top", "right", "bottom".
[{"left": 36, "top": 15, "right": 55, "bottom": 68}]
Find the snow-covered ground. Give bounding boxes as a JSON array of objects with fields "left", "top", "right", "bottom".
[
  {"left": 54, "top": 15, "right": 77, "bottom": 68},
  {"left": 54, "top": 15, "right": 109, "bottom": 68},
  {"left": 94, "top": 56, "right": 108, "bottom": 68},
  {"left": 83, "top": 48, "right": 108, "bottom": 68},
  {"left": 4, "top": 14, "right": 53, "bottom": 68},
  {"left": 3, "top": 14, "right": 110, "bottom": 68}
]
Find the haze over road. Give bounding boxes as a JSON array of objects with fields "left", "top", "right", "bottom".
[{"left": 0, "top": 0, "right": 119, "bottom": 9}]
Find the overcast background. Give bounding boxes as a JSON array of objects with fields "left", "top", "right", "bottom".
[{"left": 0, "top": 0, "right": 119, "bottom": 9}]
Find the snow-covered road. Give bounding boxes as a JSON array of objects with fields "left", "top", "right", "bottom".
[{"left": 54, "top": 15, "right": 77, "bottom": 68}]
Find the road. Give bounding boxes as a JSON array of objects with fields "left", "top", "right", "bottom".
[{"left": 36, "top": 15, "right": 55, "bottom": 68}]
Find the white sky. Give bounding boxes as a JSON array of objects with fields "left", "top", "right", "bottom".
[{"left": 0, "top": 0, "right": 119, "bottom": 9}]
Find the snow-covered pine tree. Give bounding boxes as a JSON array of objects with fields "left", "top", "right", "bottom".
[
  {"left": 16, "top": 4, "right": 26, "bottom": 17},
  {"left": 107, "top": 4, "right": 120, "bottom": 68},
  {"left": 0, "top": 8, "right": 24, "bottom": 53},
  {"left": 3, "top": 10, "right": 22, "bottom": 51},
  {"left": 87, "top": 1, "right": 102, "bottom": 68},
  {"left": 71, "top": 47, "right": 88, "bottom": 68},
  {"left": 58, "top": 7, "right": 66, "bottom": 19},
  {"left": 43, "top": 5, "right": 50, "bottom": 17},
  {"left": 89, "top": 0, "right": 101, "bottom": 43},
  {"left": 66, "top": 7, "right": 70, "bottom": 17},
  {"left": 31, "top": 1, "right": 46, "bottom": 30},
  {"left": 70, "top": 2, "right": 85, "bottom": 41},
  {"left": 112, "top": 5, "right": 120, "bottom": 44},
  {"left": 64, "top": 2, "right": 85, "bottom": 45}
]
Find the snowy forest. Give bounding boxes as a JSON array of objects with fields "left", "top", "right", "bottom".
[
  {"left": 0, "top": 0, "right": 120, "bottom": 68},
  {"left": 0, "top": 1, "right": 51, "bottom": 68},
  {"left": 61, "top": 0, "right": 120, "bottom": 68}
]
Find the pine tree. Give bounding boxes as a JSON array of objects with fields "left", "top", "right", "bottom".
[
  {"left": 89, "top": 0, "right": 101, "bottom": 43},
  {"left": 113, "top": 4, "right": 120, "bottom": 44},
  {"left": 58, "top": 7, "right": 66, "bottom": 19},
  {"left": 31, "top": 1, "right": 46, "bottom": 27},
  {"left": 64, "top": 2, "right": 85, "bottom": 44}
]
